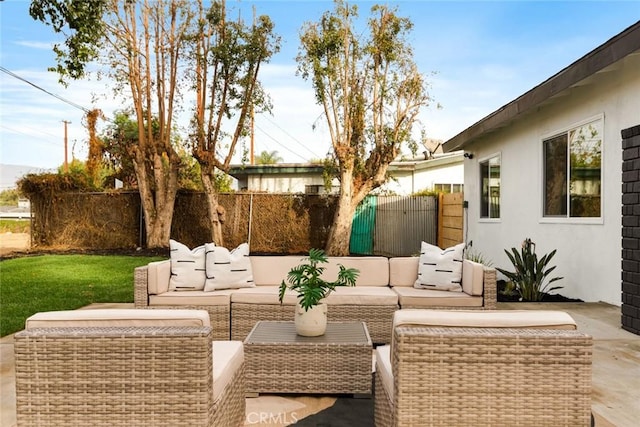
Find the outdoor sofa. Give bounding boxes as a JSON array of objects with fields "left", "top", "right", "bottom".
[
  {"left": 374, "top": 309, "right": 593, "bottom": 426},
  {"left": 134, "top": 245, "right": 497, "bottom": 343},
  {"left": 13, "top": 309, "right": 246, "bottom": 427}
]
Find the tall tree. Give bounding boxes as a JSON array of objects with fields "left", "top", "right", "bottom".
[
  {"left": 297, "top": 1, "right": 431, "bottom": 255},
  {"left": 190, "top": 1, "right": 280, "bottom": 245},
  {"left": 30, "top": 0, "right": 196, "bottom": 248}
]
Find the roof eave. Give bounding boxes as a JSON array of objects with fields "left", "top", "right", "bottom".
[{"left": 443, "top": 21, "right": 640, "bottom": 152}]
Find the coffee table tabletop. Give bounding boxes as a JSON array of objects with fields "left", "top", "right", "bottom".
[{"left": 244, "top": 321, "right": 373, "bottom": 395}]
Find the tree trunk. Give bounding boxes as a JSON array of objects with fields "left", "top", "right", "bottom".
[
  {"left": 325, "top": 191, "right": 356, "bottom": 256},
  {"left": 202, "top": 171, "right": 225, "bottom": 246},
  {"left": 325, "top": 166, "right": 373, "bottom": 256},
  {"left": 135, "top": 151, "right": 179, "bottom": 249}
]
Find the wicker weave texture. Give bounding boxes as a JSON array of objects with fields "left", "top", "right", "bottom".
[
  {"left": 231, "top": 303, "right": 294, "bottom": 340},
  {"left": 147, "top": 305, "right": 230, "bottom": 340},
  {"left": 133, "top": 266, "right": 149, "bottom": 308},
  {"left": 482, "top": 268, "right": 497, "bottom": 309},
  {"left": 14, "top": 326, "right": 244, "bottom": 427},
  {"left": 244, "top": 322, "right": 372, "bottom": 395},
  {"left": 376, "top": 326, "right": 592, "bottom": 427},
  {"left": 374, "top": 370, "right": 394, "bottom": 427},
  {"left": 232, "top": 303, "right": 396, "bottom": 343},
  {"left": 134, "top": 266, "right": 231, "bottom": 340}
]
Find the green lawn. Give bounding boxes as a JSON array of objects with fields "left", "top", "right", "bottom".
[{"left": 0, "top": 254, "right": 165, "bottom": 337}]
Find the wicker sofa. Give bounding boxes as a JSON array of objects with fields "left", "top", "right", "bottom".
[
  {"left": 135, "top": 255, "right": 497, "bottom": 344},
  {"left": 14, "top": 309, "right": 246, "bottom": 427},
  {"left": 374, "top": 309, "right": 593, "bottom": 427}
]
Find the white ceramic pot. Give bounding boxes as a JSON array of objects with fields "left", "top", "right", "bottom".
[{"left": 294, "top": 302, "right": 327, "bottom": 337}]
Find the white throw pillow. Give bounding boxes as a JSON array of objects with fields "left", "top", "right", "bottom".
[
  {"left": 168, "top": 239, "right": 206, "bottom": 291},
  {"left": 414, "top": 242, "right": 465, "bottom": 292},
  {"left": 204, "top": 242, "right": 255, "bottom": 291}
]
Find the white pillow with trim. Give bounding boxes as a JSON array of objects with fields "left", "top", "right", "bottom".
[
  {"left": 414, "top": 242, "right": 465, "bottom": 292},
  {"left": 204, "top": 242, "right": 255, "bottom": 291},
  {"left": 168, "top": 239, "right": 206, "bottom": 291}
]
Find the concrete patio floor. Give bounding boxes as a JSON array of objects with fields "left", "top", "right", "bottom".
[{"left": 1, "top": 301, "right": 638, "bottom": 426}]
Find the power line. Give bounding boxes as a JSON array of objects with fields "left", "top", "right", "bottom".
[
  {"left": 0, "top": 66, "right": 91, "bottom": 114},
  {"left": 253, "top": 123, "right": 309, "bottom": 162},
  {"left": 259, "top": 113, "right": 322, "bottom": 158},
  {"left": 0, "top": 125, "right": 61, "bottom": 146}
]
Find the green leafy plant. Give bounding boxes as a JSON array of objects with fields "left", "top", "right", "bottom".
[
  {"left": 279, "top": 248, "right": 359, "bottom": 311},
  {"left": 465, "top": 248, "right": 493, "bottom": 267},
  {"left": 496, "top": 238, "right": 563, "bottom": 301}
]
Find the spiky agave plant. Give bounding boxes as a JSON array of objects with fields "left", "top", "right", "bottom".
[
  {"left": 279, "top": 248, "right": 359, "bottom": 311},
  {"left": 496, "top": 238, "right": 563, "bottom": 301}
]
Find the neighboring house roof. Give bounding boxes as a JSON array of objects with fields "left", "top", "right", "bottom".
[
  {"left": 228, "top": 164, "right": 325, "bottom": 177},
  {"left": 443, "top": 21, "right": 640, "bottom": 152},
  {"left": 228, "top": 151, "right": 463, "bottom": 178}
]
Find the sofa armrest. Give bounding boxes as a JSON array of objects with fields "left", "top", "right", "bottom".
[
  {"left": 134, "top": 265, "right": 149, "bottom": 308},
  {"left": 482, "top": 267, "right": 497, "bottom": 309},
  {"left": 15, "top": 325, "right": 214, "bottom": 426}
]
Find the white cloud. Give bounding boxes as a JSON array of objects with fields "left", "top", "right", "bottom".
[{"left": 14, "top": 41, "right": 54, "bottom": 50}]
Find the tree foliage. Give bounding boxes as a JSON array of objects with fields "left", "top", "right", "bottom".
[
  {"left": 190, "top": 1, "right": 280, "bottom": 244},
  {"left": 297, "top": 0, "right": 432, "bottom": 255},
  {"left": 29, "top": 0, "right": 107, "bottom": 85},
  {"left": 255, "top": 150, "right": 283, "bottom": 165}
]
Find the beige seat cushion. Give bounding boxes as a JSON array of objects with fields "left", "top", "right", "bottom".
[
  {"left": 462, "top": 259, "right": 484, "bottom": 296},
  {"left": 393, "top": 287, "right": 482, "bottom": 308},
  {"left": 150, "top": 290, "right": 233, "bottom": 306},
  {"left": 393, "top": 309, "right": 577, "bottom": 330},
  {"left": 375, "top": 345, "right": 394, "bottom": 401},
  {"left": 249, "top": 256, "right": 308, "bottom": 285},
  {"left": 25, "top": 309, "right": 211, "bottom": 329},
  {"left": 323, "top": 286, "right": 398, "bottom": 305},
  {"left": 250, "top": 256, "right": 390, "bottom": 287},
  {"left": 212, "top": 341, "right": 244, "bottom": 402},
  {"left": 148, "top": 259, "right": 171, "bottom": 295},
  {"left": 322, "top": 257, "right": 390, "bottom": 286},
  {"left": 390, "top": 309, "right": 578, "bottom": 357},
  {"left": 388, "top": 257, "right": 419, "bottom": 287},
  {"left": 230, "top": 286, "right": 298, "bottom": 305}
]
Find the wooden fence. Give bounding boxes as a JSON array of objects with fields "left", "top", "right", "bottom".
[
  {"left": 27, "top": 191, "right": 464, "bottom": 255},
  {"left": 438, "top": 192, "right": 464, "bottom": 249}
]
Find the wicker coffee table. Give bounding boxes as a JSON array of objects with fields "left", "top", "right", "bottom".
[{"left": 243, "top": 321, "right": 373, "bottom": 396}]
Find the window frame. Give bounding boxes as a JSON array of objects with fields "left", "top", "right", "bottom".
[
  {"left": 478, "top": 152, "right": 501, "bottom": 222},
  {"left": 539, "top": 114, "right": 604, "bottom": 225}
]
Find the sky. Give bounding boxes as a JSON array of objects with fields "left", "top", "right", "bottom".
[{"left": 1, "top": 0, "right": 639, "bottom": 174}]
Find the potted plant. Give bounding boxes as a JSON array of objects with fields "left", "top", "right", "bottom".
[
  {"left": 496, "top": 238, "right": 563, "bottom": 301},
  {"left": 279, "top": 248, "right": 359, "bottom": 336}
]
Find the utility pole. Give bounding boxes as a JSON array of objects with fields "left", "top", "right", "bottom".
[
  {"left": 62, "top": 120, "right": 71, "bottom": 173},
  {"left": 250, "top": 105, "right": 255, "bottom": 165}
]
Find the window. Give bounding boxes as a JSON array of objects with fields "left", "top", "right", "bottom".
[
  {"left": 434, "top": 183, "right": 464, "bottom": 194},
  {"left": 480, "top": 155, "right": 500, "bottom": 218},
  {"left": 543, "top": 119, "right": 602, "bottom": 218}
]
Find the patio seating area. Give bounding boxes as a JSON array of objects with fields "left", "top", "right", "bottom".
[{"left": 1, "top": 302, "right": 639, "bottom": 426}]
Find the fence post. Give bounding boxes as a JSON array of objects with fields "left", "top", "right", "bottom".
[{"left": 437, "top": 192, "right": 444, "bottom": 248}]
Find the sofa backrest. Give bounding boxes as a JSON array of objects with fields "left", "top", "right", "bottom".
[
  {"left": 390, "top": 309, "right": 578, "bottom": 355},
  {"left": 388, "top": 257, "right": 419, "bottom": 287},
  {"left": 389, "top": 257, "right": 485, "bottom": 296},
  {"left": 250, "top": 256, "right": 390, "bottom": 287},
  {"left": 25, "top": 308, "right": 211, "bottom": 329}
]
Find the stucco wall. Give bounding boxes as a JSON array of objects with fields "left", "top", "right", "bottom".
[
  {"left": 247, "top": 173, "right": 329, "bottom": 193},
  {"left": 463, "top": 53, "right": 640, "bottom": 305},
  {"left": 382, "top": 162, "right": 464, "bottom": 195}
]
